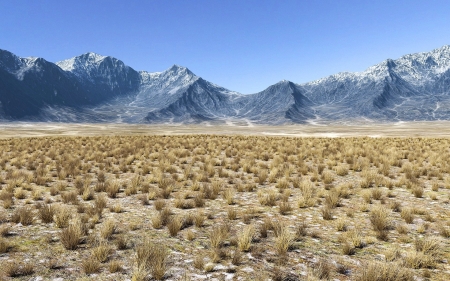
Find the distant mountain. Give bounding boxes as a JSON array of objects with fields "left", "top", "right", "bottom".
[{"left": 1, "top": 45, "right": 450, "bottom": 123}]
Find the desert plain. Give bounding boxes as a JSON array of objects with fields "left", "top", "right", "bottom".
[{"left": 0, "top": 122, "right": 449, "bottom": 280}]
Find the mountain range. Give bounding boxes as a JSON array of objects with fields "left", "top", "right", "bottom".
[{"left": 1, "top": 45, "right": 450, "bottom": 124}]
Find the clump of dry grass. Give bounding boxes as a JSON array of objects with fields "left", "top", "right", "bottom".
[
  {"left": 237, "top": 224, "right": 255, "bottom": 252},
  {"left": 278, "top": 201, "right": 292, "bottom": 215},
  {"left": 209, "top": 224, "right": 229, "bottom": 249},
  {"left": 355, "top": 261, "right": 413, "bottom": 281},
  {"left": 167, "top": 215, "right": 183, "bottom": 237},
  {"left": 321, "top": 205, "right": 334, "bottom": 220},
  {"left": 401, "top": 208, "right": 414, "bottom": 224},
  {"left": 227, "top": 207, "right": 237, "bottom": 220},
  {"left": 193, "top": 254, "right": 205, "bottom": 270},
  {"left": 2, "top": 261, "right": 35, "bottom": 277},
  {"left": 274, "top": 226, "right": 294, "bottom": 256},
  {"left": 370, "top": 205, "right": 392, "bottom": 240},
  {"left": 12, "top": 206, "right": 34, "bottom": 225},
  {"left": 135, "top": 239, "right": 169, "bottom": 280},
  {"left": 92, "top": 243, "right": 113, "bottom": 263},
  {"left": 54, "top": 205, "right": 72, "bottom": 228},
  {"left": 0, "top": 237, "right": 10, "bottom": 253},
  {"left": 312, "top": 259, "right": 334, "bottom": 280},
  {"left": 38, "top": 203, "right": 54, "bottom": 223},
  {"left": 82, "top": 256, "right": 101, "bottom": 274},
  {"left": 100, "top": 219, "right": 117, "bottom": 240},
  {"left": 60, "top": 221, "right": 83, "bottom": 250}
]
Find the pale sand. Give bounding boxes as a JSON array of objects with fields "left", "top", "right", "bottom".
[{"left": 0, "top": 121, "right": 449, "bottom": 138}]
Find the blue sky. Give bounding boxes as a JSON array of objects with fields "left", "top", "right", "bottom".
[{"left": 1, "top": 0, "right": 450, "bottom": 94}]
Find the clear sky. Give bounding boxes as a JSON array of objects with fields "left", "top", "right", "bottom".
[{"left": 1, "top": 0, "right": 450, "bottom": 94}]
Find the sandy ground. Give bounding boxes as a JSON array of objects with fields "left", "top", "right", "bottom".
[{"left": 1, "top": 121, "right": 450, "bottom": 138}]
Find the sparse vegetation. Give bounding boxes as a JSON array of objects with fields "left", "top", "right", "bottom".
[{"left": 0, "top": 134, "right": 448, "bottom": 280}]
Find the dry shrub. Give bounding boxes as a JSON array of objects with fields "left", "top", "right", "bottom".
[
  {"left": 335, "top": 218, "right": 348, "bottom": 232},
  {"left": 54, "top": 205, "right": 72, "bottom": 228},
  {"left": 322, "top": 170, "right": 334, "bottom": 184},
  {"left": 371, "top": 188, "right": 383, "bottom": 200},
  {"left": 167, "top": 216, "right": 183, "bottom": 237},
  {"left": 412, "top": 185, "right": 424, "bottom": 198},
  {"left": 109, "top": 260, "right": 123, "bottom": 273},
  {"left": 95, "top": 194, "right": 108, "bottom": 209},
  {"left": 186, "top": 229, "right": 195, "bottom": 241},
  {"left": 401, "top": 208, "right": 414, "bottom": 224},
  {"left": 100, "top": 219, "right": 117, "bottom": 240},
  {"left": 237, "top": 224, "right": 255, "bottom": 252},
  {"left": 92, "top": 243, "right": 113, "bottom": 263},
  {"left": 82, "top": 187, "right": 94, "bottom": 201},
  {"left": 152, "top": 215, "right": 162, "bottom": 229},
  {"left": 193, "top": 212, "right": 205, "bottom": 227},
  {"left": 274, "top": 227, "right": 293, "bottom": 256},
  {"left": 82, "top": 256, "right": 101, "bottom": 274},
  {"left": 258, "top": 189, "right": 278, "bottom": 206},
  {"left": 158, "top": 207, "right": 172, "bottom": 226},
  {"left": 370, "top": 206, "right": 392, "bottom": 240},
  {"left": 227, "top": 207, "right": 237, "bottom": 220},
  {"left": 335, "top": 165, "right": 349, "bottom": 176},
  {"left": 437, "top": 224, "right": 450, "bottom": 238},
  {"left": 107, "top": 180, "right": 120, "bottom": 198},
  {"left": 2, "top": 261, "right": 34, "bottom": 277},
  {"left": 312, "top": 259, "right": 334, "bottom": 280},
  {"left": 341, "top": 242, "right": 356, "bottom": 255},
  {"left": 194, "top": 194, "right": 205, "bottom": 207},
  {"left": 278, "top": 201, "right": 292, "bottom": 215},
  {"left": 324, "top": 191, "right": 340, "bottom": 208},
  {"left": 135, "top": 239, "right": 168, "bottom": 280},
  {"left": 109, "top": 203, "right": 123, "bottom": 213},
  {"left": 154, "top": 199, "right": 165, "bottom": 211},
  {"left": 38, "top": 203, "right": 54, "bottom": 223},
  {"left": 193, "top": 254, "right": 205, "bottom": 270},
  {"left": 223, "top": 188, "right": 236, "bottom": 205},
  {"left": 14, "top": 188, "right": 26, "bottom": 199},
  {"left": 0, "top": 237, "right": 10, "bottom": 253},
  {"left": 321, "top": 205, "right": 333, "bottom": 220},
  {"left": 115, "top": 234, "right": 129, "bottom": 250},
  {"left": 355, "top": 261, "right": 413, "bottom": 281},
  {"left": 276, "top": 178, "right": 289, "bottom": 189},
  {"left": 13, "top": 206, "right": 34, "bottom": 225},
  {"left": 257, "top": 169, "right": 268, "bottom": 184},
  {"left": 407, "top": 237, "right": 444, "bottom": 268},
  {"left": 61, "top": 191, "right": 78, "bottom": 204},
  {"left": 396, "top": 224, "right": 409, "bottom": 235},
  {"left": 60, "top": 224, "right": 81, "bottom": 250},
  {"left": 209, "top": 224, "right": 229, "bottom": 248},
  {"left": 0, "top": 224, "right": 10, "bottom": 237}
]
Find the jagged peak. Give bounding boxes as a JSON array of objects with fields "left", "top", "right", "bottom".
[
  {"left": 56, "top": 52, "right": 119, "bottom": 73},
  {"left": 167, "top": 64, "right": 195, "bottom": 76},
  {"left": 77, "top": 52, "right": 108, "bottom": 62},
  {"left": 260, "top": 80, "right": 298, "bottom": 93}
]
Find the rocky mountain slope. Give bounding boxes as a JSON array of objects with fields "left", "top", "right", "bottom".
[{"left": 1, "top": 45, "right": 450, "bottom": 123}]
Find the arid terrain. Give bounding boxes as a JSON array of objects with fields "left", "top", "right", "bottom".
[
  {"left": 2, "top": 121, "right": 450, "bottom": 138},
  {"left": 0, "top": 123, "right": 450, "bottom": 280}
]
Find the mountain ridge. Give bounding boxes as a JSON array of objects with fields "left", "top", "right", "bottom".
[{"left": 1, "top": 45, "right": 450, "bottom": 123}]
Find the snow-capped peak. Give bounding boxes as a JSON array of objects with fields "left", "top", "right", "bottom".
[{"left": 56, "top": 52, "right": 108, "bottom": 72}]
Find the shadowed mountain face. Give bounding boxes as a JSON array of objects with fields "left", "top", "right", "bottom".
[{"left": 1, "top": 45, "right": 450, "bottom": 123}]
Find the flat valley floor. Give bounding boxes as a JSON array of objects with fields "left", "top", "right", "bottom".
[
  {"left": 0, "top": 122, "right": 449, "bottom": 281},
  {"left": 2, "top": 121, "right": 450, "bottom": 138}
]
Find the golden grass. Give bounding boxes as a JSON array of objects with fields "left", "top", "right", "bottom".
[{"left": 0, "top": 135, "right": 449, "bottom": 280}]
